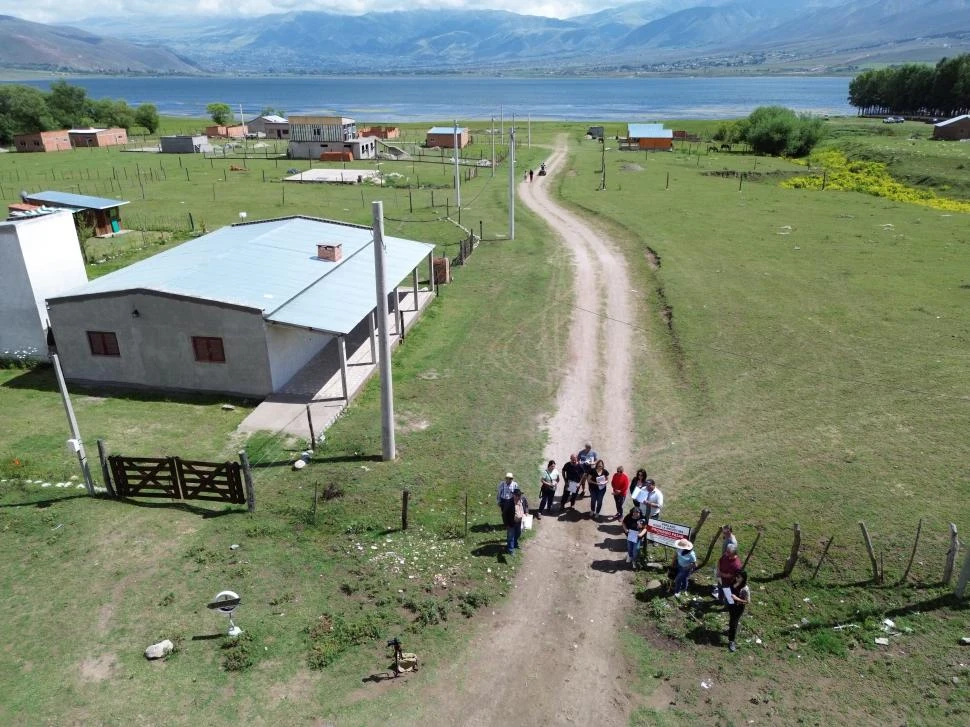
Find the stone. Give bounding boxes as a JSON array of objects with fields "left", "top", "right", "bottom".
[
  {"left": 645, "top": 579, "right": 663, "bottom": 590},
  {"left": 221, "top": 404, "right": 235, "bottom": 411},
  {"left": 874, "top": 637, "right": 890, "bottom": 646},
  {"left": 952, "top": 677, "right": 961, "bottom": 685},
  {"left": 145, "top": 639, "right": 174, "bottom": 660},
  {"left": 960, "top": 637, "right": 970, "bottom": 646}
]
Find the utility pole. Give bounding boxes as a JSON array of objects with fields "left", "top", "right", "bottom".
[
  {"left": 371, "top": 201, "right": 396, "bottom": 461},
  {"left": 599, "top": 140, "right": 607, "bottom": 191},
  {"left": 51, "top": 353, "right": 95, "bottom": 495},
  {"left": 528, "top": 113, "right": 531, "bottom": 148},
  {"left": 508, "top": 127, "right": 515, "bottom": 240},
  {"left": 500, "top": 105, "right": 504, "bottom": 139},
  {"left": 453, "top": 120, "right": 461, "bottom": 209},
  {"left": 490, "top": 115, "right": 495, "bottom": 178}
]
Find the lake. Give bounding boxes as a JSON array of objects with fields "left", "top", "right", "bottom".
[{"left": 13, "top": 75, "right": 853, "bottom": 121}]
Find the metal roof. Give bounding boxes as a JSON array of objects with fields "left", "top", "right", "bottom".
[
  {"left": 627, "top": 123, "right": 673, "bottom": 139},
  {"left": 936, "top": 114, "right": 970, "bottom": 126},
  {"left": 428, "top": 126, "right": 468, "bottom": 134},
  {"left": 50, "top": 216, "right": 435, "bottom": 336},
  {"left": 24, "top": 190, "right": 129, "bottom": 211}
]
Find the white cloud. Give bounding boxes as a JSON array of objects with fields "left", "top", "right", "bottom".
[{"left": 0, "top": 0, "right": 608, "bottom": 23}]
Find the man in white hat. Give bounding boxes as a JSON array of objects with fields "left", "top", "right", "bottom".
[
  {"left": 673, "top": 538, "right": 696, "bottom": 596},
  {"left": 497, "top": 472, "right": 517, "bottom": 512}
]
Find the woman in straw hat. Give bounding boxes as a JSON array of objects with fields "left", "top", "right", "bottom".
[{"left": 673, "top": 538, "right": 697, "bottom": 596}]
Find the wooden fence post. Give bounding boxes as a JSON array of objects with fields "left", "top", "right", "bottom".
[
  {"left": 943, "top": 523, "right": 959, "bottom": 584},
  {"left": 464, "top": 491, "right": 469, "bottom": 539},
  {"left": 860, "top": 521, "right": 881, "bottom": 584},
  {"left": 690, "top": 508, "right": 711, "bottom": 543},
  {"left": 956, "top": 548, "right": 970, "bottom": 599},
  {"left": 898, "top": 518, "right": 923, "bottom": 585},
  {"left": 96, "top": 439, "right": 115, "bottom": 497},
  {"left": 697, "top": 529, "right": 721, "bottom": 570},
  {"left": 402, "top": 489, "right": 410, "bottom": 531},
  {"left": 306, "top": 404, "right": 316, "bottom": 448},
  {"left": 741, "top": 528, "right": 762, "bottom": 570},
  {"left": 812, "top": 536, "right": 835, "bottom": 579},
  {"left": 782, "top": 523, "right": 801, "bottom": 578},
  {"left": 239, "top": 450, "right": 255, "bottom": 513}
]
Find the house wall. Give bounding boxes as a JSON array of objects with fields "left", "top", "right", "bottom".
[
  {"left": 289, "top": 117, "right": 356, "bottom": 143},
  {"left": 426, "top": 131, "right": 469, "bottom": 148},
  {"left": 288, "top": 139, "right": 375, "bottom": 160},
  {"left": 265, "top": 324, "right": 333, "bottom": 391},
  {"left": 933, "top": 118, "right": 970, "bottom": 140},
  {"left": 636, "top": 138, "right": 673, "bottom": 150},
  {"left": 47, "top": 292, "right": 274, "bottom": 397},
  {"left": 14, "top": 131, "right": 71, "bottom": 152},
  {"left": 160, "top": 135, "right": 212, "bottom": 153},
  {"left": 0, "top": 212, "right": 86, "bottom": 359},
  {"left": 265, "top": 122, "right": 289, "bottom": 139}
]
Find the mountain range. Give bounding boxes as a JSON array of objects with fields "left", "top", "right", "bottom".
[{"left": 2, "top": 0, "right": 969, "bottom": 75}]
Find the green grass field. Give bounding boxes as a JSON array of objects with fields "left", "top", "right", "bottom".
[{"left": 1, "top": 117, "right": 968, "bottom": 725}]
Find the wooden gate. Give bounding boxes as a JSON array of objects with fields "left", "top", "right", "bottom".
[{"left": 108, "top": 455, "right": 246, "bottom": 505}]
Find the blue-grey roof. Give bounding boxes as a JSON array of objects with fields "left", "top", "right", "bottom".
[
  {"left": 428, "top": 126, "right": 467, "bottom": 134},
  {"left": 627, "top": 123, "right": 673, "bottom": 139},
  {"left": 50, "top": 216, "right": 435, "bottom": 336},
  {"left": 25, "top": 190, "right": 129, "bottom": 211}
]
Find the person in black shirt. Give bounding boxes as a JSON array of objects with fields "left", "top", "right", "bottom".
[{"left": 560, "top": 454, "right": 585, "bottom": 511}]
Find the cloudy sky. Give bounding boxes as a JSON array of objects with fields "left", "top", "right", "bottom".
[{"left": 2, "top": 0, "right": 610, "bottom": 23}]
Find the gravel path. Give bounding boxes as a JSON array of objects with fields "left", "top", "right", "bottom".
[{"left": 416, "top": 134, "right": 639, "bottom": 725}]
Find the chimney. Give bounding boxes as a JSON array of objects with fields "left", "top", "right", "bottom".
[{"left": 316, "top": 243, "right": 342, "bottom": 262}]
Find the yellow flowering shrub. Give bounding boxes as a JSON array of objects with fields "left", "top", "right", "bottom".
[{"left": 782, "top": 149, "right": 970, "bottom": 213}]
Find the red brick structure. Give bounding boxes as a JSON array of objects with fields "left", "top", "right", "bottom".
[
  {"left": 68, "top": 128, "right": 129, "bottom": 148},
  {"left": 14, "top": 130, "right": 71, "bottom": 153}
]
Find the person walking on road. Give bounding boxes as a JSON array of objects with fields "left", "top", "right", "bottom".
[
  {"left": 610, "top": 465, "right": 630, "bottom": 520},
  {"left": 588, "top": 459, "right": 609, "bottom": 518},
  {"left": 622, "top": 505, "right": 648, "bottom": 567},
  {"left": 502, "top": 488, "right": 526, "bottom": 555},
  {"left": 538, "top": 460, "right": 559, "bottom": 518},
  {"left": 725, "top": 570, "right": 751, "bottom": 652},
  {"left": 560, "top": 454, "right": 584, "bottom": 511},
  {"left": 577, "top": 443, "right": 598, "bottom": 498}
]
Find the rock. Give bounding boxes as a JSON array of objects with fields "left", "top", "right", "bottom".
[
  {"left": 230, "top": 544, "right": 239, "bottom": 550},
  {"left": 874, "top": 637, "right": 890, "bottom": 646},
  {"left": 221, "top": 404, "right": 235, "bottom": 411},
  {"left": 145, "top": 639, "right": 174, "bottom": 659},
  {"left": 952, "top": 677, "right": 960, "bottom": 685},
  {"left": 645, "top": 579, "right": 663, "bottom": 590},
  {"left": 960, "top": 637, "right": 970, "bottom": 646}
]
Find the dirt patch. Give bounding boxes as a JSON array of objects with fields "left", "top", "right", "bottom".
[
  {"left": 418, "top": 369, "right": 440, "bottom": 380},
  {"left": 621, "top": 163, "right": 644, "bottom": 172},
  {"left": 645, "top": 246, "right": 661, "bottom": 270},
  {"left": 78, "top": 652, "right": 118, "bottom": 682},
  {"left": 643, "top": 680, "right": 676, "bottom": 710},
  {"left": 397, "top": 412, "right": 431, "bottom": 433},
  {"left": 266, "top": 666, "right": 318, "bottom": 704},
  {"left": 96, "top": 603, "right": 114, "bottom": 635}
]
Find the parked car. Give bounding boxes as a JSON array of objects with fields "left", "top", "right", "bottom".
[{"left": 883, "top": 116, "right": 905, "bottom": 124}]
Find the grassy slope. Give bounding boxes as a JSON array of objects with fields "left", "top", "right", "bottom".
[{"left": 556, "top": 128, "right": 970, "bottom": 724}]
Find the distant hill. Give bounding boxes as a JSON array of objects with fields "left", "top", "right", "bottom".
[
  {"left": 0, "top": 15, "right": 200, "bottom": 73},
  {"left": 14, "top": 0, "right": 970, "bottom": 75}
]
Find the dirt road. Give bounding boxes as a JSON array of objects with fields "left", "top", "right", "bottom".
[{"left": 417, "top": 135, "right": 639, "bottom": 725}]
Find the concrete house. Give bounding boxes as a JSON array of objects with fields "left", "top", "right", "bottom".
[
  {"left": 14, "top": 130, "right": 72, "bottom": 153},
  {"left": 68, "top": 128, "right": 128, "bottom": 148},
  {"left": 287, "top": 115, "right": 376, "bottom": 160},
  {"left": 426, "top": 126, "right": 469, "bottom": 148},
  {"left": 160, "top": 135, "right": 212, "bottom": 154},
  {"left": 626, "top": 123, "right": 673, "bottom": 151},
  {"left": 22, "top": 191, "right": 128, "bottom": 237},
  {"left": 46, "top": 216, "right": 435, "bottom": 398},
  {"left": 205, "top": 124, "right": 247, "bottom": 139},
  {"left": 0, "top": 211, "right": 87, "bottom": 360},
  {"left": 247, "top": 115, "right": 289, "bottom": 139},
  {"left": 933, "top": 114, "right": 970, "bottom": 141},
  {"left": 359, "top": 126, "right": 400, "bottom": 140}
]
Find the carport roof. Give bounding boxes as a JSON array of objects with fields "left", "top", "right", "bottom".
[
  {"left": 627, "top": 123, "right": 673, "bottom": 139},
  {"left": 24, "top": 190, "right": 129, "bottom": 211},
  {"left": 51, "top": 216, "right": 435, "bottom": 336}
]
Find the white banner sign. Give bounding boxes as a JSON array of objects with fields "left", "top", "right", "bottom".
[{"left": 646, "top": 518, "right": 691, "bottom": 548}]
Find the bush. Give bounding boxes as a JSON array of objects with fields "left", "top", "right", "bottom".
[
  {"left": 742, "top": 106, "right": 825, "bottom": 157},
  {"left": 221, "top": 631, "right": 256, "bottom": 671},
  {"left": 306, "top": 611, "right": 383, "bottom": 670}
]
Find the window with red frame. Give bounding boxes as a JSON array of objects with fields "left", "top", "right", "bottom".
[
  {"left": 192, "top": 336, "right": 226, "bottom": 363},
  {"left": 87, "top": 331, "right": 120, "bottom": 357}
]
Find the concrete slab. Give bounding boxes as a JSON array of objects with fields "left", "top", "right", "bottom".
[
  {"left": 237, "top": 288, "right": 435, "bottom": 439},
  {"left": 284, "top": 169, "right": 380, "bottom": 184}
]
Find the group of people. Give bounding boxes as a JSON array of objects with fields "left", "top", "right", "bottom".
[{"left": 496, "top": 445, "right": 751, "bottom": 651}]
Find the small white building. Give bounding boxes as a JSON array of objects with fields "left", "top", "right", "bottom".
[
  {"left": 247, "top": 115, "right": 289, "bottom": 139},
  {"left": 46, "top": 216, "right": 434, "bottom": 398},
  {"left": 160, "top": 135, "right": 212, "bottom": 154},
  {"left": 0, "top": 211, "right": 87, "bottom": 361}
]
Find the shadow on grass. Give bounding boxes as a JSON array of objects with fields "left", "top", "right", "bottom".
[
  {"left": 190, "top": 633, "right": 226, "bottom": 641},
  {"left": 0, "top": 494, "right": 90, "bottom": 509},
  {"left": 790, "top": 591, "right": 970, "bottom": 635},
  {"left": 117, "top": 498, "right": 247, "bottom": 519},
  {"left": 469, "top": 523, "right": 505, "bottom": 533},
  {"left": 471, "top": 540, "right": 507, "bottom": 558},
  {"left": 361, "top": 671, "right": 397, "bottom": 683},
  {"left": 313, "top": 454, "right": 385, "bottom": 465},
  {"left": 685, "top": 623, "right": 725, "bottom": 648}
]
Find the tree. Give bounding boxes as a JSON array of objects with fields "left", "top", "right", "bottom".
[
  {"left": 0, "top": 85, "right": 56, "bottom": 144},
  {"left": 741, "top": 106, "right": 825, "bottom": 158},
  {"left": 134, "top": 103, "right": 160, "bottom": 134},
  {"left": 207, "top": 102, "right": 233, "bottom": 125},
  {"left": 45, "top": 81, "right": 89, "bottom": 129},
  {"left": 260, "top": 106, "right": 286, "bottom": 117},
  {"left": 91, "top": 98, "right": 135, "bottom": 130}
]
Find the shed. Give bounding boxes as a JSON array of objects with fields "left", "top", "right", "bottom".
[
  {"left": 205, "top": 124, "right": 247, "bottom": 139},
  {"left": 160, "top": 135, "right": 212, "bottom": 154},
  {"left": 359, "top": 126, "right": 400, "bottom": 140},
  {"left": 22, "top": 191, "right": 128, "bottom": 237},
  {"left": 288, "top": 136, "right": 377, "bottom": 161},
  {"left": 46, "top": 216, "right": 436, "bottom": 398},
  {"left": 68, "top": 128, "right": 128, "bottom": 148},
  {"left": 246, "top": 115, "right": 289, "bottom": 139},
  {"left": 0, "top": 211, "right": 87, "bottom": 360},
  {"left": 13, "top": 130, "right": 71, "bottom": 153},
  {"left": 626, "top": 123, "right": 674, "bottom": 151},
  {"left": 933, "top": 115, "right": 970, "bottom": 141},
  {"left": 426, "top": 127, "right": 470, "bottom": 149}
]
